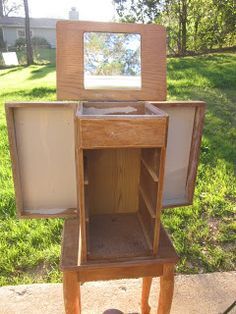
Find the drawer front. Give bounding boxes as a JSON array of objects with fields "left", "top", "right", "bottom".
[{"left": 79, "top": 118, "right": 167, "bottom": 148}]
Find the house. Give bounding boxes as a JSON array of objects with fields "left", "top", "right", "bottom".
[{"left": 0, "top": 7, "right": 79, "bottom": 48}]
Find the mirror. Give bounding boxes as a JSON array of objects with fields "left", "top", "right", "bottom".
[{"left": 84, "top": 32, "right": 141, "bottom": 90}]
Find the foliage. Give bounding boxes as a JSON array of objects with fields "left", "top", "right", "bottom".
[
  {"left": 114, "top": 0, "right": 236, "bottom": 56},
  {"left": 0, "top": 54, "right": 235, "bottom": 285},
  {"left": 0, "top": 0, "right": 23, "bottom": 17},
  {"left": 114, "top": 0, "right": 162, "bottom": 23},
  {"left": 31, "top": 37, "right": 51, "bottom": 48},
  {"left": 14, "top": 36, "right": 51, "bottom": 49},
  {"left": 14, "top": 37, "right": 26, "bottom": 49}
]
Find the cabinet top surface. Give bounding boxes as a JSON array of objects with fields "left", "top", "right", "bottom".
[{"left": 77, "top": 101, "right": 168, "bottom": 119}]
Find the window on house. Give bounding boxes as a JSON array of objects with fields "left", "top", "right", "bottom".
[
  {"left": 18, "top": 30, "right": 25, "bottom": 37},
  {"left": 17, "top": 30, "right": 33, "bottom": 38}
]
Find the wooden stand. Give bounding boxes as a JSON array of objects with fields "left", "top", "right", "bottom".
[{"left": 61, "top": 218, "right": 178, "bottom": 314}]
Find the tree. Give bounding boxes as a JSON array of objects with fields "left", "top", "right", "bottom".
[
  {"left": 113, "top": 0, "right": 236, "bottom": 56},
  {"left": 0, "top": 0, "right": 22, "bottom": 17},
  {"left": 113, "top": 0, "right": 189, "bottom": 55},
  {"left": 114, "top": 0, "right": 163, "bottom": 23},
  {"left": 0, "top": 1, "right": 3, "bottom": 16},
  {"left": 0, "top": 0, "right": 23, "bottom": 49},
  {"left": 163, "top": 0, "right": 189, "bottom": 55},
  {"left": 23, "top": 0, "right": 33, "bottom": 65},
  {"left": 0, "top": 28, "right": 4, "bottom": 48},
  {"left": 0, "top": 1, "right": 3, "bottom": 48}
]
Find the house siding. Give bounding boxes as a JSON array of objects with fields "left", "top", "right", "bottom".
[
  {"left": 2, "top": 26, "right": 56, "bottom": 48},
  {"left": 31, "top": 28, "right": 56, "bottom": 47},
  {"left": 2, "top": 27, "right": 17, "bottom": 46}
]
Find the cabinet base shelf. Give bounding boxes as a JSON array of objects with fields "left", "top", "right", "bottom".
[{"left": 88, "top": 213, "right": 152, "bottom": 261}]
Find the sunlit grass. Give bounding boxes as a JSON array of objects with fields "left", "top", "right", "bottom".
[{"left": 0, "top": 53, "right": 235, "bottom": 285}]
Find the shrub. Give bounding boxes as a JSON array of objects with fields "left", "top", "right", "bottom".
[
  {"left": 14, "top": 37, "right": 26, "bottom": 49},
  {"left": 31, "top": 37, "right": 51, "bottom": 48},
  {"left": 14, "top": 36, "right": 51, "bottom": 49}
]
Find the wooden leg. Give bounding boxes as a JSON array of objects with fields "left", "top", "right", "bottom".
[
  {"left": 63, "top": 271, "right": 81, "bottom": 314},
  {"left": 141, "top": 277, "right": 152, "bottom": 314},
  {"left": 157, "top": 264, "right": 175, "bottom": 314}
]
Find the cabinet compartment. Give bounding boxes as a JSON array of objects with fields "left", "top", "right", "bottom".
[
  {"left": 83, "top": 147, "right": 163, "bottom": 261},
  {"left": 86, "top": 149, "right": 140, "bottom": 215}
]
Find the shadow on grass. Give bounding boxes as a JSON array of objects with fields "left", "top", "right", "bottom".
[
  {"left": 28, "top": 64, "right": 55, "bottom": 80},
  {"left": 0, "top": 66, "right": 26, "bottom": 77},
  {"left": 1, "top": 87, "right": 56, "bottom": 99},
  {"left": 168, "top": 54, "right": 236, "bottom": 89},
  {"left": 167, "top": 54, "right": 236, "bottom": 167}
]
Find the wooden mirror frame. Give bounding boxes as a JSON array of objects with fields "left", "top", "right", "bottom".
[{"left": 56, "top": 21, "right": 167, "bottom": 101}]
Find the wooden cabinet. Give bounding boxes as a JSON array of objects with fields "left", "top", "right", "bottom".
[
  {"left": 5, "top": 20, "right": 205, "bottom": 313},
  {"left": 5, "top": 101, "right": 204, "bottom": 221},
  {"left": 76, "top": 101, "right": 168, "bottom": 262},
  {"left": 5, "top": 22, "right": 205, "bottom": 261}
]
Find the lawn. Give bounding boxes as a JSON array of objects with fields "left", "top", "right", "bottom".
[
  {"left": 0, "top": 54, "right": 235, "bottom": 286},
  {"left": 0, "top": 48, "right": 56, "bottom": 66}
]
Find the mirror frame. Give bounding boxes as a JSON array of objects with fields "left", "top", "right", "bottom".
[{"left": 56, "top": 21, "right": 166, "bottom": 101}]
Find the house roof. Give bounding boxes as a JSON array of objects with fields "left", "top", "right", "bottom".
[{"left": 0, "top": 16, "right": 65, "bottom": 29}]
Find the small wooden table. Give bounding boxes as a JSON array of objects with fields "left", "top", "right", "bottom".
[{"left": 61, "top": 218, "right": 179, "bottom": 314}]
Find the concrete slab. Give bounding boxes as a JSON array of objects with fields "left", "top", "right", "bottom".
[{"left": 0, "top": 272, "right": 235, "bottom": 314}]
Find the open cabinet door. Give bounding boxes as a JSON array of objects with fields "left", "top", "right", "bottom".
[
  {"left": 5, "top": 102, "right": 78, "bottom": 218},
  {"left": 151, "top": 101, "right": 205, "bottom": 208}
]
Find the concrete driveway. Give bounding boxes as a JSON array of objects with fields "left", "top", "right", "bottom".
[{"left": 0, "top": 272, "right": 235, "bottom": 314}]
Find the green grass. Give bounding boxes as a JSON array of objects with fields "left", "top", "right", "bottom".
[
  {"left": 0, "top": 48, "right": 56, "bottom": 67},
  {"left": 0, "top": 54, "right": 235, "bottom": 285}
]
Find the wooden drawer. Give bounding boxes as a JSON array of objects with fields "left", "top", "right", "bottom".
[{"left": 79, "top": 117, "right": 168, "bottom": 148}]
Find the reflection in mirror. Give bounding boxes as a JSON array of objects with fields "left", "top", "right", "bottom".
[{"left": 84, "top": 32, "right": 141, "bottom": 90}]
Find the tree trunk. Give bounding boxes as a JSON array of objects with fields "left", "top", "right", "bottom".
[
  {"left": 194, "top": 17, "right": 200, "bottom": 51},
  {"left": 0, "top": 0, "right": 3, "bottom": 17},
  {"left": 0, "top": 0, "right": 4, "bottom": 48},
  {"left": 181, "top": 0, "right": 187, "bottom": 55},
  {"left": 23, "top": 0, "right": 33, "bottom": 65},
  {"left": 177, "top": 0, "right": 182, "bottom": 55}
]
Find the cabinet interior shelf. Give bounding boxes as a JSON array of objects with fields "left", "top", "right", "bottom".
[
  {"left": 139, "top": 185, "right": 156, "bottom": 218},
  {"left": 141, "top": 158, "right": 159, "bottom": 182}
]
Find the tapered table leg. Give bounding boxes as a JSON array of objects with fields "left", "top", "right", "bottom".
[
  {"left": 63, "top": 271, "right": 81, "bottom": 314},
  {"left": 157, "top": 264, "right": 175, "bottom": 314},
  {"left": 141, "top": 277, "right": 152, "bottom": 314}
]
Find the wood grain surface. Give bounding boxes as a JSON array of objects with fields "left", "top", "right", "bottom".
[{"left": 57, "top": 21, "right": 166, "bottom": 101}]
